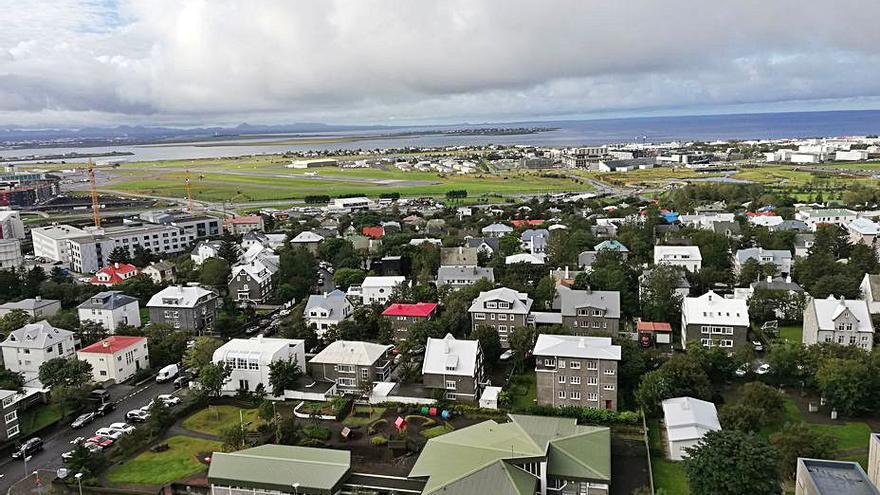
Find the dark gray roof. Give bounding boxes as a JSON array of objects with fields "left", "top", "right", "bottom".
[
  {"left": 436, "top": 266, "right": 495, "bottom": 285},
  {"left": 771, "top": 219, "right": 810, "bottom": 232},
  {"left": 77, "top": 291, "right": 138, "bottom": 311},
  {"left": 752, "top": 277, "right": 803, "bottom": 292},
  {"left": 552, "top": 286, "right": 621, "bottom": 318},
  {"left": 466, "top": 237, "right": 500, "bottom": 251}
]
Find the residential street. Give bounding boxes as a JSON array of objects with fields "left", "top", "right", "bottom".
[{"left": 0, "top": 380, "right": 175, "bottom": 495}]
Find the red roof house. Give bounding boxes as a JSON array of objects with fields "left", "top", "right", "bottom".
[
  {"left": 510, "top": 219, "right": 545, "bottom": 228},
  {"left": 382, "top": 302, "right": 439, "bottom": 318},
  {"left": 362, "top": 226, "right": 385, "bottom": 240},
  {"left": 90, "top": 263, "right": 139, "bottom": 286},
  {"left": 78, "top": 335, "right": 146, "bottom": 355},
  {"left": 77, "top": 335, "right": 149, "bottom": 383},
  {"left": 636, "top": 321, "right": 673, "bottom": 348}
]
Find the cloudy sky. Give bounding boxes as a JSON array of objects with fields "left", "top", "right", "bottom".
[{"left": 2, "top": 0, "right": 880, "bottom": 128}]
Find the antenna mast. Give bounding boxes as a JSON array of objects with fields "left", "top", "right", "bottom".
[{"left": 88, "top": 159, "right": 101, "bottom": 228}]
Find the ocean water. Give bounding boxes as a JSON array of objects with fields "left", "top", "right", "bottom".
[{"left": 2, "top": 109, "right": 878, "bottom": 163}]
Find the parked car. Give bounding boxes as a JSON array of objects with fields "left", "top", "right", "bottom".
[
  {"left": 126, "top": 409, "right": 150, "bottom": 422},
  {"left": 85, "top": 435, "right": 114, "bottom": 449},
  {"left": 157, "top": 394, "right": 181, "bottom": 406},
  {"left": 734, "top": 363, "right": 749, "bottom": 377},
  {"left": 499, "top": 350, "right": 516, "bottom": 361},
  {"left": 755, "top": 363, "right": 772, "bottom": 375},
  {"left": 94, "top": 428, "right": 121, "bottom": 440},
  {"left": 95, "top": 402, "right": 116, "bottom": 416},
  {"left": 12, "top": 438, "right": 43, "bottom": 459},
  {"left": 156, "top": 364, "right": 179, "bottom": 383},
  {"left": 173, "top": 376, "right": 189, "bottom": 389},
  {"left": 61, "top": 443, "right": 101, "bottom": 461},
  {"left": 107, "top": 423, "right": 136, "bottom": 435},
  {"left": 752, "top": 340, "right": 764, "bottom": 352},
  {"left": 88, "top": 389, "right": 111, "bottom": 404},
  {"left": 71, "top": 413, "right": 96, "bottom": 429}
]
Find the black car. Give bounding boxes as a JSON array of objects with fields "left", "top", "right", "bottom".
[
  {"left": 71, "top": 412, "right": 95, "bottom": 429},
  {"left": 95, "top": 402, "right": 116, "bottom": 416},
  {"left": 173, "top": 376, "right": 189, "bottom": 390},
  {"left": 12, "top": 437, "right": 43, "bottom": 459}
]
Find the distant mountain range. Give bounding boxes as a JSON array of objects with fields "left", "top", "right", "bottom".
[{"left": 0, "top": 122, "right": 395, "bottom": 143}]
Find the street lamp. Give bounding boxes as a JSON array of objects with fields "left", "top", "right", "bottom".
[
  {"left": 75, "top": 472, "right": 84, "bottom": 495},
  {"left": 291, "top": 483, "right": 300, "bottom": 495},
  {"left": 22, "top": 455, "right": 32, "bottom": 479},
  {"left": 32, "top": 470, "right": 41, "bottom": 495}
]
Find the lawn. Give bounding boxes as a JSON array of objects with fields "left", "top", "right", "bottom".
[
  {"left": 182, "top": 405, "right": 262, "bottom": 436},
  {"left": 422, "top": 423, "right": 455, "bottom": 439},
  {"left": 507, "top": 373, "right": 536, "bottom": 410},
  {"left": 105, "top": 435, "right": 222, "bottom": 485},
  {"left": 19, "top": 403, "right": 64, "bottom": 434},
  {"left": 342, "top": 406, "right": 387, "bottom": 427},
  {"left": 647, "top": 420, "right": 689, "bottom": 494},
  {"left": 809, "top": 422, "right": 873, "bottom": 452},
  {"left": 777, "top": 325, "right": 803, "bottom": 343}
]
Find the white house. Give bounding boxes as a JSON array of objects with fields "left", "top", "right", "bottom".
[
  {"left": 860, "top": 274, "right": 880, "bottom": 314},
  {"left": 0, "top": 321, "right": 76, "bottom": 385},
  {"left": 347, "top": 276, "right": 405, "bottom": 305},
  {"left": 77, "top": 291, "right": 142, "bottom": 332},
  {"left": 76, "top": 336, "right": 149, "bottom": 384},
  {"left": 421, "top": 334, "right": 483, "bottom": 402},
  {"left": 662, "top": 397, "right": 721, "bottom": 461},
  {"left": 802, "top": 295, "right": 874, "bottom": 351},
  {"left": 654, "top": 246, "right": 703, "bottom": 272},
  {"left": 190, "top": 240, "right": 223, "bottom": 266},
  {"left": 505, "top": 253, "right": 546, "bottom": 265},
  {"left": 481, "top": 223, "right": 513, "bottom": 238},
  {"left": 212, "top": 336, "right": 306, "bottom": 396},
  {"left": 795, "top": 208, "right": 858, "bottom": 231},
  {"left": 304, "top": 290, "right": 353, "bottom": 337}
]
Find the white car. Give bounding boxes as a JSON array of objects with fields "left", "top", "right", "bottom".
[
  {"left": 755, "top": 363, "right": 771, "bottom": 375},
  {"left": 734, "top": 364, "right": 749, "bottom": 377},
  {"left": 157, "top": 394, "right": 181, "bottom": 406},
  {"left": 126, "top": 409, "right": 150, "bottom": 422},
  {"left": 499, "top": 350, "right": 516, "bottom": 361},
  {"left": 108, "top": 423, "right": 136, "bottom": 435},
  {"left": 94, "top": 427, "right": 123, "bottom": 440}
]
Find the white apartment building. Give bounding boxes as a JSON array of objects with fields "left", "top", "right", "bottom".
[
  {"left": 31, "top": 225, "right": 87, "bottom": 264},
  {"left": 654, "top": 245, "right": 703, "bottom": 272},
  {"left": 0, "top": 321, "right": 76, "bottom": 385},
  {"left": 0, "top": 239, "right": 23, "bottom": 269},
  {"left": 212, "top": 336, "right": 306, "bottom": 396},
  {"left": 77, "top": 291, "right": 142, "bottom": 332},
  {"left": 467, "top": 287, "right": 533, "bottom": 347},
  {"left": 67, "top": 223, "right": 199, "bottom": 273},
  {"left": 77, "top": 335, "right": 149, "bottom": 384},
  {"left": 795, "top": 208, "right": 858, "bottom": 232},
  {"left": 0, "top": 210, "right": 25, "bottom": 240}
]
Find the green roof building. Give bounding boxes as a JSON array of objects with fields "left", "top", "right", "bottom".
[
  {"left": 409, "top": 414, "right": 611, "bottom": 495},
  {"left": 208, "top": 444, "right": 350, "bottom": 495}
]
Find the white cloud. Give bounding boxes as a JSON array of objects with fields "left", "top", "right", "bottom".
[{"left": 1, "top": 0, "right": 879, "bottom": 127}]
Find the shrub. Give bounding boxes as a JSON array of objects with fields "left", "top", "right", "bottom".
[
  {"left": 299, "top": 438, "right": 325, "bottom": 448},
  {"left": 303, "top": 425, "right": 331, "bottom": 441},
  {"left": 368, "top": 419, "right": 387, "bottom": 435},
  {"left": 522, "top": 405, "right": 640, "bottom": 425},
  {"left": 370, "top": 435, "right": 388, "bottom": 446}
]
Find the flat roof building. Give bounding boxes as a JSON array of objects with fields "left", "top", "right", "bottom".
[{"left": 796, "top": 458, "right": 880, "bottom": 495}]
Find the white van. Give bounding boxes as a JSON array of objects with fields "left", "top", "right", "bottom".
[{"left": 156, "top": 364, "right": 179, "bottom": 383}]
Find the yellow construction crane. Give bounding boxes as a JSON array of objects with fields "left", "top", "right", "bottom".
[
  {"left": 185, "top": 171, "right": 194, "bottom": 213},
  {"left": 88, "top": 159, "right": 101, "bottom": 228}
]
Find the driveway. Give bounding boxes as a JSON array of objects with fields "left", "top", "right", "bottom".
[{"left": 0, "top": 380, "right": 176, "bottom": 494}]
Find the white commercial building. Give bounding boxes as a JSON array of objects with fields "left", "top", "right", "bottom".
[
  {"left": 31, "top": 225, "right": 87, "bottom": 264},
  {"left": 77, "top": 335, "right": 149, "bottom": 384},
  {"left": 0, "top": 210, "right": 25, "bottom": 240},
  {"left": 212, "top": 336, "right": 306, "bottom": 396},
  {"left": 662, "top": 397, "right": 721, "bottom": 461},
  {"left": 77, "top": 291, "right": 142, "bottom": 332},
  {"left": 0, "top": 321, "right": 76, "bottom": 385},
  {"left": 67, "top": 223, "right": 199, "bottom": 273},
  {"left": 0, "top": 239, "right": 22, "bottom": 269}
]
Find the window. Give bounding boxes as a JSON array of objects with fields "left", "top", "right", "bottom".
[
  {"left": 700, "top": 338, "right": 713, "bottom": 347},
  {"left": 587, "top": 393, "right": 598, "bottom": 401},
  {"left": 6, "top": 425, "right": 19, "bottom": 438},
  {"left": 445, "top": 380, "right": 457, "bottom": 390},
  {"left": 100, "top": 370, "right": 107, "bottom": 376},
  {"left": 558, "top": 360, "right": 565, "bottom": 369},
  {"left": 569, "top": 391, "right": 581, "bottom": 400},
  {"left": 720, "top": 339, "right": 734, "bottom": 348},
  {"left": 603, "top": 368, "right": 615, "bottom": 375},
  {"left": 543, "top": 358, "right": 556, "bottom": 367},
  {"left": 558, "top": 375, "right": 566, "bottom": 384},
  {"left": 5, "top": 411, "right": 17, "bottom": 424},
  {"left": 337, "top": 377, "right": 356, "bottom": 387},
  {"left": 336, "top": 364, "right": 355, "bottom": 374},
  {"left": 498, "top": 325, "right": 507, "bottom": 333},
  {"left": 570, "top": 361, "right": 581, "bottom": 369},
  {"left": 361, "top": 369, "right": 369, "bottom": 379},
  {"left": 603, "top": 384, "right": 615, "bottom": 391},
  {"left": 558, "top": 391, "right": 566, "bottom": 399},
  {"left": 497, "top": 314, "right": 507, "bottom": 321},
  {"left": 588, "top": 376, "right": 597, "bottom": 385},
  {"left": 585, "top": 360, "right": 596, "bottom": 370},
  {"left": 592, "top": 321, "right": 600, "bottom": 328},
  {"left": 570, "top": 376, "right": 581, "bottom": 385}
]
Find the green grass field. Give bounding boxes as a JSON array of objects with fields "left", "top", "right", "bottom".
[
  {"left": 182, "top": 405, "right": 262, "bottom": 436},
  {"left": 777, "top": 325, "right": 803, "bottom": 343},
  {"left": 19, "top": 403, "right": 64, "bottom": 434},
  {"left": 507, "top": 373, "right": 537, "bottom": 410},
  {"left": 105, "top": 435, "right": 222, "bottom": 485},
  {"left": 342, "top": 406, "right": 387, "bottom": 427},
  {"left": 647, "top": 420, "right": 689, "bottom": 494}
]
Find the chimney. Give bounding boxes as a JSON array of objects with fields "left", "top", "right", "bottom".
[
  {"left": 766, "top": 275, "right": 773, "bottom": 283},
  {"left": 114, "top": 262, "right": 119, "bottom": 269},
  {"left": 708, "top": 293, "right": 713, "bottom": 301},
  {"left": 459, "top": 246, "right": 463, "bottom": 254},
  {"left": 785, "top": 275, "right": 792, "bottom": 284},
  {"left": 565, "top": 266, "right": 570, "bottom": 279},
  {"left": 35, "top": 296, "right": 41, "bottom": 302},
  {"left": 102, "top": 340, "right": 110, "bottom": 348},
  {"left": 256, "top": 334, "right": 263, "bottom": 343}
]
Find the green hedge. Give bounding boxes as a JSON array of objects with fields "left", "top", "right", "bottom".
[{"left": 522, "top": 405, "right": 640, "bottom": 425}]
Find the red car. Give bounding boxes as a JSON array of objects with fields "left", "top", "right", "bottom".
[{"left": 86, "top": 435, "right": 114, "bottom": 449}]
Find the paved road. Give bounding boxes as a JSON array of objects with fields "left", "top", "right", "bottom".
[{"left": 0, "top": 380, "right": 175, "bottom": 494}]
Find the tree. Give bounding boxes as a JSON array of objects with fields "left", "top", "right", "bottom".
[
  {"left": 684, "top": 429, "right": 781, "bottom": 495},
  {"left": 737, "top": 258, "right": 777, "bottom": 286},
  {"left": 770, "top": 423, "right": 836, "bottom": 479},
  {"left": 816, "top": 357, "right": 873, "bottom": 415},
  {"left": 217, "top": 235, "right": 241, "bottom": 266},
  {"left": 107, "top": 246, "right": 132, "bottom": 265},
  {"left": 740, "top": 382, "right": 785, "bottom": 420},
  {"left": 220, "top": 423, "right": 249, "bottom": 451},
  {"left": 118, "top": 274, "right": 161, "bottom": 304},
  {"left": 636, "top": 354, "right": 711, "bottom": 415},
  {"left": 640, "top": 265, "right": 684, "bottom": 323},
  {"left": 38, "top": 357, "right": 93, "bottom": 389},
  {"left": 199, "top": 257, "right": 231, "bottom": 289},
  {"left": 268, "top": 356, "right": 303, "bottom": 395},
  {"left": 718, "top": 403, "right": 767, "bottom": 432},
  {"left": 77, "top": 320, "right": 108, "bottom": 347},
  {"left": 183, "top": 337, "right": 223, "bottom": 371},
  {"left": 688, "top": 344, "right": 742, "bottom": 383},
  {"left": 508, "top": 326, "right": 537, "bottom": 371},
  {"left": 132, "top": 244, "right": 156, "bottom": 267},
  {"left": 333, "top": 268, "right": 366, "bottom": 290},
  {"left": 469, "top": 325, "right": 501, "bottom": 370},
  {"left": 199, "top": 362, "right": 231, "bottom": 399},
  {"left": 0, "top": 368, "right": 25, "bottom": 391},
  {"left": 118, "top": 323, "right": 189, "bottom": 368},
  {"left": 583, "top": 250, "right": 638, "bottom": 318},
  {"left": 0, "top": 309, "right": 30, "bottom": 336}
]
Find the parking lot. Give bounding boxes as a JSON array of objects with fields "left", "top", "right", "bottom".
[{"left": 0, "top": 380, "right": 176, "bottom": 494}]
